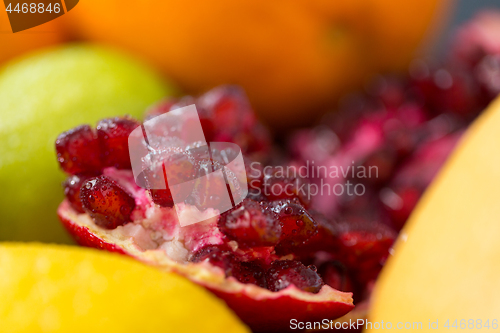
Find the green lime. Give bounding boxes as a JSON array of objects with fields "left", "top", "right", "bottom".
[{"left": 0, "top": 44, "right": 176, "bottom": 243}]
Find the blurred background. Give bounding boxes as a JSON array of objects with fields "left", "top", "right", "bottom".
[
  {"left": 442, "top": 0, "right": 499, "bottom": 50},
  {"left": 0, "top": 0, "right": 499, "bottom": 244}
]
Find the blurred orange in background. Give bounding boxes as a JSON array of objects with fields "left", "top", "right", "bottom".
[
  {"left": 63, "top": 0, "right": 451, "bottom": 129},
  {"left": 0, "top": 10, "right": 66, "bottom": 64}
]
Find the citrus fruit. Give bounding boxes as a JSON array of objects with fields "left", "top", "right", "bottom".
[
  {"left": 368, "top": 95, "right": 500, "bottom": 328},
  {"left": 64, "top": 0, "right": 450, "bottom": 128},
  {"left": 0, "top": 44, "right": 175, "bottom": 243},
  {"left": 0, "top": 242, "right": 248, "bottom": 333},
  {"left": 0, "top": 8, "right": 66, "bottom": 65}
]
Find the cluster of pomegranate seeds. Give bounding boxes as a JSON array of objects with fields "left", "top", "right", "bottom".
[
  {"left": 190, "top": 245, "right": 269, "bottom": 288},
  {"left": 145, "top": 85, "right": 271, "bottom": 156},
  {"left": 56, "top": 116, "right": 140, "bottom": 220},
  {"left": 192, "top": 181, "right": 328, "bottom": 294},
  {"left": 380, "top": 132, "right": 463, "bottom": 229},
  {"left": 190, "top": 245, "right": 323, "bottom": 293},
  {"left": 279, "top": 11, "right": 500, "bottom": 301},
  {"left": 218, "top": 197, "right": 320, "bottom": 251},
  {"left": 80, "top": 176, "right": 136, "bottom": 229},
  {"left": 56, "top": 117, "right": 140, "bottom": 175}
]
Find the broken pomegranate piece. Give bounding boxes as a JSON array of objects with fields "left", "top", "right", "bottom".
[{"left": 56, "top": 86, "right": 354, "bottom": 332}]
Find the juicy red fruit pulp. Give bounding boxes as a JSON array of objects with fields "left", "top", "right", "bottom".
[
  {"left": 53, "top": 86, "right": 402, "bottom": 300},
  {"left": 56, "top": 116, "right": 140, "bottom": 175},
  {"left": 53, "top": 81, "right": 449, "bottom": 303},
  {"left": 80, "top": 176, "right": 136, "bottom": 229},
  {"left": 55, "top": 87, "right": 340, "bottom": 295}
]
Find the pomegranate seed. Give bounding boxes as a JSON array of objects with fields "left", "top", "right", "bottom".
[
  {"left": 197, "top": 86, "right": 270, "bottom": 154},
  {"left": 231, "top": 261, "right": 267, "bottom": 288},
  {"left": 262, "top": 174, "right": 310, "bottom": 207},
  {"left": 80, "top": 176, "right": 136, "bottom": 229},
  {"left": 289, "top": 212, "right": 341, "bottom": 258},
  {"left": 266, "top": 260, "right": 324, "bottom": 293},
  {"left": 55, "top": 125, "right": 102, "bottom": 175},
  {"left": 144, "top": 99, "right": 179, "bottom": 120},
  {"left": 412, "top": 68, "right": 480, "bottom": 118},
  {"left": 190, "top": 245, "right": 238, "bottom": 275},
  {"left": 188, "top": 158, "right": 229, "bottom": 211},
  {"left": 149, "top": 187, "right": 175, "bottom": 207},
  {"left": 335, "top": 218, "right": 396, "bottom": 284},
  {"left": 198, "top": 86, "right": 254, "bottom": 133},
  {"left": 218, "top": 199, "right": 281, "bottom": 248},
  {"left": 97, "top": 116, "right": 141, "bottom": 169},
  {"left": 63, "top": 174, "right": 96, "bottom": 213},
  {"left": 318, "top": 261, "right": 354, "bottom": 293},
  {"left": 147, "top": 152, "right": 196, "bottom": 207},
  {"left": 97, "top": 117, "right": 141, "bottom": 169},
  {"left": 269, "top": 199, "right": 318, "bottom": 254}
]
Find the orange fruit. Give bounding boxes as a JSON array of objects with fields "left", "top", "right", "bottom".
[
  {"left": 65, "top": 0, "right": 451, "bottom": 129},
  {"left": 0, "top": 10, "right": 66, "bottom": 65}
]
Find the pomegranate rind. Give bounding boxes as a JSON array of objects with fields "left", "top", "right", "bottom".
[{"left": 58, "top": 200, "right": 354, "bottom": 332}]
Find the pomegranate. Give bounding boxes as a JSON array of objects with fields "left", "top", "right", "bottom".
[{"left": 56, "top": 86, "right": 355, "bottom": 332}]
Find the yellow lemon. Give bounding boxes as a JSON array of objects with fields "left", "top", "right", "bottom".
[
  {"left": 0, "top": 243, "right": 248, "bottom": 333},
  {"left": 368, "top": 95, "right": 500, "bottom": 330}
]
